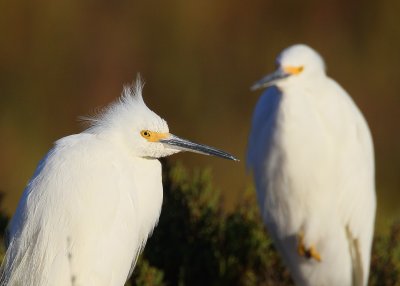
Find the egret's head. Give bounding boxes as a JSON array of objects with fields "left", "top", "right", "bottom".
[
  {"left": 251, "top": 44, "right": 326, "bottom": 91},
  {"left": 85, "top": 77, "right": 238, "bottom": 161}
]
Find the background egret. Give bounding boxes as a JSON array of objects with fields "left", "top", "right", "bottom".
[
  {"left": 1, "top": 78, "right": 237, "bottom": 286},
  {"left": 247, "top": 44, "right": 376, "bottom": 285}
]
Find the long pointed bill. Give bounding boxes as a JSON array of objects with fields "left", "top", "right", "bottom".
[
  {"left": 160, "top": 134, "right": 239, "bottom": 161},
  {"left": 250, "top": 69, "right": 289, "bottom": 91}
]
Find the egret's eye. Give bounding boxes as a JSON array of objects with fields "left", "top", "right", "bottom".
[
  {"left": 141, "top": 130, "right": 152, "bottom": 138},
  {"left": 140, "top": 130, "right": 169, "bottom": 142}
]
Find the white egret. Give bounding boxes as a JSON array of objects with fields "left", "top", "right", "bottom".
[
  {"left": 247, "top": 44, "right": 375, "bottom": 286},
  {"left": 1, "top": 78, "right": 238, "bottom": 286}
]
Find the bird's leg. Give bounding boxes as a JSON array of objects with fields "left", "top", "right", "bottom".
[
  {"left": 297, "top": 231, "right": 307, "bottom": 256},
  {"left": 297, "top": 231, "right": 321, "bottom": 262}
]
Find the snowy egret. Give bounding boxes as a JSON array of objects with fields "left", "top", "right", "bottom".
[
  {"left": 247, "top": 44, "right": 375, "bottom": 286},
  {"left": 1, "top": 78, "right": 238, "bottom": 286}
]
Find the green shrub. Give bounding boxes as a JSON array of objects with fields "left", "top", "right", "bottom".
[
  {"left": 370, "top": 222, "right": 400, "bottom": 286},
  {"left": 127, "top": 259, "right": 165, "bottom": 286},
  {"left": 130, "top": 162, "right": 292, "bottom": 286}
]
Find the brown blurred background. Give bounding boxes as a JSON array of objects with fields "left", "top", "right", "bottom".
[{"left": 0, "top": 0, "right": 399, "bottom": 233}]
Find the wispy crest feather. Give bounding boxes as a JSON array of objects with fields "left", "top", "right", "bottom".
[{"left": 82, "top": 75, "right": 148, "bottom": 133}]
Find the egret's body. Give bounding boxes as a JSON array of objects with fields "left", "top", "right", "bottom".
[
  {"left": 2, "top": 80, "right": 237, "bottom": 286},
  {"left": 247, "top": 45, "right": 375, "bottom": 286}
]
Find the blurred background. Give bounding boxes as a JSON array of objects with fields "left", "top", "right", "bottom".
[{"left": 0, "top": 0, "right": 399, "bottom": 234}]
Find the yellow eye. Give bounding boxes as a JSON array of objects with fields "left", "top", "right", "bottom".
[{"left": 141, "top": 130, "right": 152, "bottom": 138}]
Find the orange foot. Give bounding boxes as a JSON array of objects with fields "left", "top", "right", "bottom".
[{"left": 297, "top": 232, "right": 322, "bottom": 262}]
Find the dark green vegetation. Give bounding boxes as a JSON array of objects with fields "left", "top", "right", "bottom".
[
  {"left": 129, "top": 162, "right": 291, "bottom": 286},
  {"left": 0, "top": 163, "right": 399, "bottom": 285}
]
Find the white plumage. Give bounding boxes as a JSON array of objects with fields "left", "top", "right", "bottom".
[
  {"left": 247, "top": 44, "right": 376, "bottom": 286},
  {"left": 1, "top": 79, "right": 237, "bottom": 286}
]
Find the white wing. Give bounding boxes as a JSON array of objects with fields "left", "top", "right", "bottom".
[
  {"left": 325, "top": 79, "right": 376, "bottom": 285},
  {"left": 1, "top": 133, "right": 163, "bottom": 286}
]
